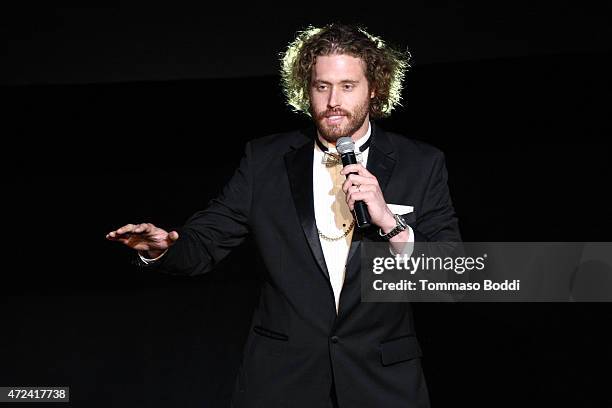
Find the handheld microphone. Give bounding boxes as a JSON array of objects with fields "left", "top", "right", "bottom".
[{"left": 337, "top": 137, "right": 371, "bottom": 229}]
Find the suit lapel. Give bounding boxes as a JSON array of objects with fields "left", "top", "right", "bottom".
[
  {"left": 284, "top": 131, "right": 331, "bottom": 282},
  {"left": 366, "top": 123, "right": 396, "bottom": 194}
]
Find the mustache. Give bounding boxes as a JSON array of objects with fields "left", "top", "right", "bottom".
[{"left": 316, "top": 109, "right": 351, "bottom": 120}]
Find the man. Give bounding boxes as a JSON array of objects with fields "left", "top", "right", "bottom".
[{"left": 107, "top": 24, "right": 460, "bottom": 408}]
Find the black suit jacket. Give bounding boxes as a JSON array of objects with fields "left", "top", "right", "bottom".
[{"left": 141, "top": 122, "right": 461, "bottom": 407}]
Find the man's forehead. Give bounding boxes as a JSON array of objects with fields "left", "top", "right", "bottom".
[{"left": 311, "top": 54, "right": 367, "bottom": 79}]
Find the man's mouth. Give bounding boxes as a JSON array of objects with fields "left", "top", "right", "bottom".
[{"left": 325, "top": 115, "right": 345, "bottom": 124}]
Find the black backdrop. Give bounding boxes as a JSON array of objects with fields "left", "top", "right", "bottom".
[{"left": 2, "top": 5, "right": 611, "bottom": 408}]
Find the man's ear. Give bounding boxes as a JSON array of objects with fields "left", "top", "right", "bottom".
[{"left": 370, "top": 89, "right": 376, "bottom": 99}]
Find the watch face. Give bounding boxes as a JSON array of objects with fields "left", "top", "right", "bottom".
[{"left": 395, "top": 214, "right": 408, "bottom": 229}]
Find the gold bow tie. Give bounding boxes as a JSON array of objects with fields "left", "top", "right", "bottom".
[{"left": 322, "top": 151, "right": 363, "bottom": 167}]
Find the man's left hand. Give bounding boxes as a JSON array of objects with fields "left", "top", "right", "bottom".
[{"left": 341, "top": 164, "right": 396, "bottom": 232}]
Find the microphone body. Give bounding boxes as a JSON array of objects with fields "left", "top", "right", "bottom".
[{"left": 337, "top": 137, "right": 371, "bottom": 229}]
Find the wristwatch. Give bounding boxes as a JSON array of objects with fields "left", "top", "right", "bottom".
[{"left": 378, "top": 214, "right": 408, "bottom": 240}]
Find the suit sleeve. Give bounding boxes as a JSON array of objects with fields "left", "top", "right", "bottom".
[
  {"left": 135, "top": 142, "right": 253, "bottom": 275},
  {"left": 412, "top": 151, "right": 461, "bottom": 242}
]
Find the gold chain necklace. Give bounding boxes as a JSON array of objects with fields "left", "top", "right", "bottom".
[{"left": 317, "top": 219, "right": 355, "bottom": 242}]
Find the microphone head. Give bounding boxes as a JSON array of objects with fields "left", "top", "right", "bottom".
[{"left": 336, "top": 137, "right": 355, "bottom": 154}]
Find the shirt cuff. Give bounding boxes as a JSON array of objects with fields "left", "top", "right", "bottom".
[
  {"left": 388, "top": 226, "right": 415, "bottom": 256},
  {"left": 138, "top": 249, "right": 168, "bottom": 264},
  {"left": 407, "top": 225, "right": 414, "bottom": 243}
]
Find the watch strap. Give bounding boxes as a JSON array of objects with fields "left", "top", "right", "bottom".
[{"left": 378, "top": 214, "right": 408, "bottom": 240}]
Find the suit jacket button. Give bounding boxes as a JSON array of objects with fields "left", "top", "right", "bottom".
[{"left": 331, "top": 336, "right": 339, "bottom": 344}]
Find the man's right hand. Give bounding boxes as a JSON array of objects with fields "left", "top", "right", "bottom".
[{"left": 106, "top": 223, "right": 179, "bottom": 259}]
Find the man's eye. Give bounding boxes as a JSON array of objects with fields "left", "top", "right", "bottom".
[
  {"left": 343, "top": 84, "right": 354, "bottom": 90},
  {"left": 317, "top": 85, "right": 327, "bottom": 91}
]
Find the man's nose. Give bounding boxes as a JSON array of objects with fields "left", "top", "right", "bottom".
[{"left": 327, "top": 87, "right": 341, "bottom": 109}]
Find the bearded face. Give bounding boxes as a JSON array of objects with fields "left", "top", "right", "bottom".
[
  {"left": 309, "top": 54, "right": 374, "bottom": 144},
  {"left": 312, "top": 98, "right": 370, "bottom": 143}
]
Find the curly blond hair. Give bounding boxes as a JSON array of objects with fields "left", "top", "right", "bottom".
[{"left": 280, "top": 23, "right": 411, "bottom": 119}]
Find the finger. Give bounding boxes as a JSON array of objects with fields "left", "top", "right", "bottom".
[
  {"left": 340, "top": 164, "right": 373, "bottom": 178},
  {"left": 347, "top": 173, "right": 373, "bottom": 186},
  {"left": 342, "top": 178, "right": 379, "bottom": 194},
  {"left": 106, "top": 234, "right": 132, "bottom": 245},
  {"left": 167, "top": 231, "right": 179, "bottom": 242},
  {"left": 346, "top": 184, "right": 373, "bottom": 196},
  {"left": 346, "top": 192, "right": 372, "bottom": 210},
  {"left": 115, "top": 224, "right": 136, "bottom": 235},
  {"left": 339, "top": 164, "right": 363, "bottom": 176},
  {"left": 346, "top": 191, "right": 370, "bottom": 208},
  {"left": 341, "top": 175, "right": 367, "bottom": 194},
  {"left": 133, "top": 223, "right": 152, "bottom": 234},
  {"left": 106, "top": 230, "right": 127, "bottom": 239}
]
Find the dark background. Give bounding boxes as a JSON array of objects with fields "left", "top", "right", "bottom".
[{"left": 2, "top": 4, "right": 611, "bottom": 407}]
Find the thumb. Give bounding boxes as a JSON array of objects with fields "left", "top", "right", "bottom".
[{"left": 167, "top": 230, "right": 179, "bottom": 243}]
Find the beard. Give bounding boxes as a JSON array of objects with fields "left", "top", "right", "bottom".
[{"left": 312, "top": 99, "right": 370, "bottom": 144}]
